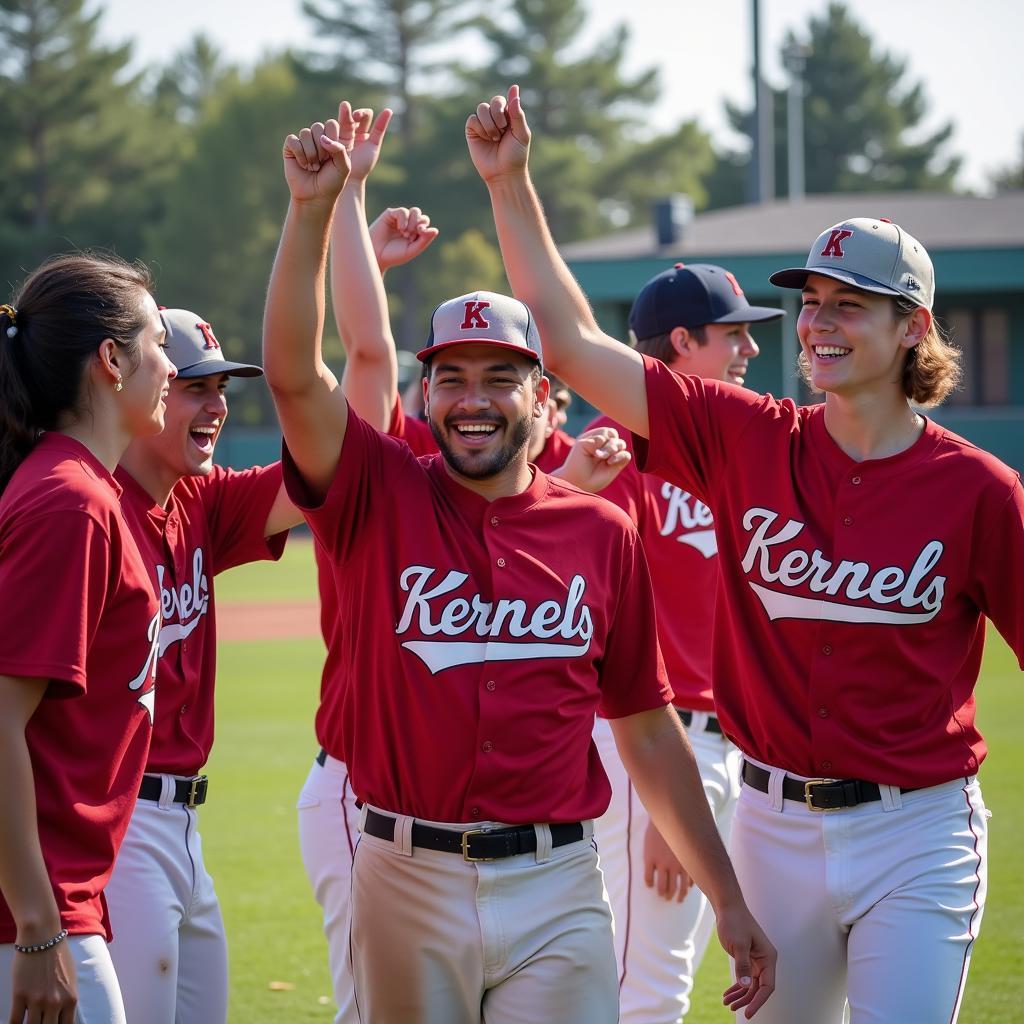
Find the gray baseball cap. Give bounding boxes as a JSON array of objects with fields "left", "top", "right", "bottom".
[
  {"left": 160, "top": 308, "right": 263, "bottom": 379},
  {"left": 769, "top": 218, "right": 934, "bottom": 310},
  {"left": 417, "top": 291, "right": 543, "bottom": 368}
]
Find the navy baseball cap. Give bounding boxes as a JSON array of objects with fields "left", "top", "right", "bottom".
[
  {"left": 417, "top": 291, "right": 543, "bottom": 368},
  {"left": 160, "top": 308, "right": 263, "bottom": 379},
  {"left": 628, "top": 263, "right": 784, "bottom": 340}
]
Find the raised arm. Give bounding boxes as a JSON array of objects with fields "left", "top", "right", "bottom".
[
  {"left": 466, "top": 85, "right": 650, "bottom": 437},
  {"left": 263, "top": 112, "right": 355, "bottom": 500},
  {"left": 328, "top": 103, "right": 439, "bottom": 431}
]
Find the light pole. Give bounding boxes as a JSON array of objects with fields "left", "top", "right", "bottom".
[
  {"left": 779, "top": 41, "right": 810, "bottom": 398},
  {"left": 783, "top": 41, "right": 810, "bottom": 201}
]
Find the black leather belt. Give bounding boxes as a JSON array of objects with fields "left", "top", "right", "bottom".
[
  {"left": 315, "top": 747, "right": 327, "bottom": 767},
  {"left": 677, "top": 709, "right": 723, "bottom": 735},
  {"left": 138, "top": 774, "right": 208, "bottom": 808},
  {"left": 363, "top": 808, "right": 585, "bottom": 862},
  {"left": 742, "top": 761, "right": 916, "bottom": 812}
]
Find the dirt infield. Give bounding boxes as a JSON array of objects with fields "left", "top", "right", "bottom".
[{"left": 218, "top": 601, "right": 320, "bottom": 642}]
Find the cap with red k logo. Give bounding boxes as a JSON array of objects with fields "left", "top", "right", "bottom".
[
  {"left": 417, "top": 291, "right": 543, "bottom": 367},
  {"left": 160, "top": 308, "right": 263, "bottom": 379},
  {"left": 769, "top": 217, "right": 934, "bottom": 310}
]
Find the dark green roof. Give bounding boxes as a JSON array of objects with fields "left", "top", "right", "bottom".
[{"left": 562, "top": 192, "right": 1024, "bottom": 261}]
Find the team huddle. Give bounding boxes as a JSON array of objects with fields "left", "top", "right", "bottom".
[{"left": 0, "top": 84, "right": 1021, "bottom": 1024}]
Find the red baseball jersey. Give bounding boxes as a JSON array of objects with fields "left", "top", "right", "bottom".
[
  {"left": 0, "top": 435, "right": 159, "bottom": 942},
  {"left": 636, "top": 356, "right": 1024, "bottom": 788},
  {"left": 117, "top": 463, "right": 287, "bottom": 775},
  {"left": 587, "top": 413, "right": 716, "bottom": 711},
  {"left": 312, "top": 400, "right": 576, "bottom": 760},
  {"left": 288, "top": 407, "right": 670, "bottom": 824}
]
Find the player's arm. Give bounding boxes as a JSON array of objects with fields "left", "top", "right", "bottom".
[
  {"left": 0, "top": 675, "right": 77, "bottom": 1021},
  {"left": 608, "top": 705, "right": 776, "bottom": 1019},
  {"left": 263, "top": 112, "right": 357, "bottom": 501},
  {"left": 547, "top": 426, "right": 631, "bottom": 494},
  {"left": 466, "top": 85, "right": 649, "bottom": 437},
  {"left": 331, "top": 204, "right": 438, "bottom": 432},
  {"left": 328, "top": 102, "right": 435, "bottom": 432}
]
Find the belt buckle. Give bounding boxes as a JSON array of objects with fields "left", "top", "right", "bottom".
[
  {"left": 186, "top": 775, "right": 208, "bottom": 809},
  {"left": 460, "top": 827, "right": 497, "bottom": 862},
  {"left": 804, "top": 779, "right": 840, "bottom": 812}
]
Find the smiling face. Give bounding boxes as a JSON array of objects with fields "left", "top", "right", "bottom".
[
  {"left": 797, "top": 274, "right": 927, "bottom": 400},
  {"left": 120, "top": 370, "right": 230, "bottom": 505},
  {"left": 688, "top": 322, "right": 760, "bottom": 385},
  {"left": 423, "top": 344, "right": 547, "bottom": 482},
  {"left": 119, "top": 292, "right": 177, "bottom": 437}
]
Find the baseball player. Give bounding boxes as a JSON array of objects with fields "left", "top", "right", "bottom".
[
  {"left": 588, "top": 264, "right": 783, "bottom": 1022},
  {"left": 264, "top": 104, "right": 774, "bottom": 1023},
  {"left": 300, "top": 104, "right": 631, "bottom": 1024},
  {"left": 0, "top": 255, "right": 174, "bottom": 1022},
  {"left": 103, "top": 309, "right": 301, "bottom": 1024},
  {"left": 472, "top": 84, "right": 1024, "bottom": 1023}
]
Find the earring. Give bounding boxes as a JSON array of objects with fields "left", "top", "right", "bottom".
[{"left": 114, "top": 377, "right": 123, "bottom": 392}]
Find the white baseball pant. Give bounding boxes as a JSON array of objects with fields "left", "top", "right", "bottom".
[
  {"left": 105, "top": 780, "right": 228, "bottom": 1024},
  {"left": 593, "top": 712, "right": 741, "bottom": 1023},
  {"left": 0, "top": 934, "right": 125, "bottom": 1024},
  {"left": 730, "top": 758, "right": 989, "bottom": 1024},
  {"left": 348, "top": 805, "right": 618, "bottom": 1023},
  {"left": 296, "top": 751, "right": 359, "bottom": 1024}
]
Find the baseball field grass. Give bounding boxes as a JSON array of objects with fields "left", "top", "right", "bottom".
[{"left": 205, "top": 539, "right": 1022, "bottom": 1023}]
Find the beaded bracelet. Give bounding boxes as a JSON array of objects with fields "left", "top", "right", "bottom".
[{"left": 13, "top": 928, "right": 68, "bottom": 954}]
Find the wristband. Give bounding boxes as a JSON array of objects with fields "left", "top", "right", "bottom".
[{"left": 13, "top": 928, "right": 68, "bottom": 954}]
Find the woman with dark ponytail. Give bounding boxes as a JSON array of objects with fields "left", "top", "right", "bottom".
[{"left": 0, "top": 253, "right": 176, "bottom": 1023}]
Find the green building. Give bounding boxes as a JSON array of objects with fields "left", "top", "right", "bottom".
[{"left": 562, "top": 192, "right": 1024, "bottom": 471}]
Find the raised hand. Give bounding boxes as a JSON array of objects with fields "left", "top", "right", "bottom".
[
  {"left": 282, "top": 118, "right": 350, "bottom": 207},
  {"left": 643, "top": 818, "right": 693, "bottom": 903},
  {"left": 552, "top": 427, "right": 631, "bottom": 494},
  {"left": 338, "top": 102, "right": 393, "bottom": 183},
  {"left": 465, "top": 83, "right": 531, "bottom": 184},
  {"left": 369, "top": 207, "right": 440, "bottom": 271}
]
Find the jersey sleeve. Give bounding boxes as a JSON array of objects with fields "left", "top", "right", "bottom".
[
  {"left": 596, "top": 526, "right": 673, "bottom": 719},
  {"left": 198, "top": 463, "right": 288, "bottom": 574},
  {"left": 282, "top": 404, "right": 418, "bottom": 565},
  {"left": 969, "top": 475, "right": 1024, "bottom": 668},
  {"left": 632, "top": 354, "right": 776, "bottom": 505},
  {"left": 0, "top": 510, "right": 112, "bottom": 696}
]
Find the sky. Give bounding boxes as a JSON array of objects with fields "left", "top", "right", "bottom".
[{"left": 98, "top": 0, "right": 1023, "bottom": 194}]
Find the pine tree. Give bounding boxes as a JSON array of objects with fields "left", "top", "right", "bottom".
[
  {"left": 470, "top": 0, "right": 713, "bottom": 239},
  {"left": 708, "top": 2, "right": 962, "bottom": 206},
  {"left": 300, "top": 0, "right": 485, "bottom": 347},
  {"left": 990, "top": 134, "right": 1024, "bottom": 192},
  {"left": 0, "top": 0, "right": 175, "bottom": 280}
]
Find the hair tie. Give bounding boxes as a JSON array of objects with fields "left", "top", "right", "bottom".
[{"left": 0, "top": 303, "right": 17, "bottom": 338}]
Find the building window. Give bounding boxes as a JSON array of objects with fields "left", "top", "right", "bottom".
[{"left": 944, "top": 307, "right": 1010, "bottom": 407}]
